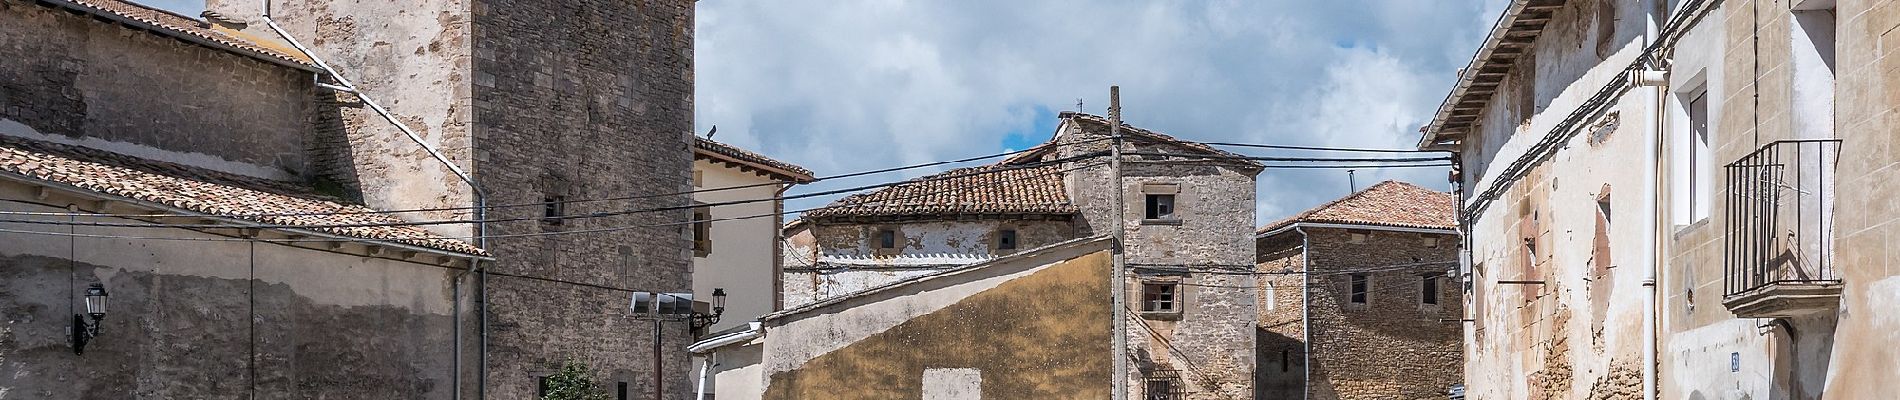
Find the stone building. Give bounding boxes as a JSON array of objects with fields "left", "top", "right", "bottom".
[
  {"left": 777, "top": 111, "right": 1262, "bottom": 399},
  {"left": 1253, "top": 180, "right": 1463, "bottom": 400},
  {"left": 1422, "top": 0, "right": 1900, "bottom": 398},
  {"left": 1, "top": 0, "right": 698, "bottom": 398}
]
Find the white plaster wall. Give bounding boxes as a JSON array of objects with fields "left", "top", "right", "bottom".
[
  {"left": 1459, "top": 2, "right": 1665, "bottom": 397},
  {"left": 692, "top": 159, "right": 786, "bottom": 331}
]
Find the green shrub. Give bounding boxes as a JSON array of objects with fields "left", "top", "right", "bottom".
[{"left": 541, "top": 359, "right": 610, "bottom": 400}]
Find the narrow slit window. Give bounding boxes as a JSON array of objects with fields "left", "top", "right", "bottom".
[
  {"left": 692, "top": 204, "right": 712, "bottom": 257},
  {"left": 1349, "top": 274, "right": 1369, "bottom": 304},
  {"left": 543, "top": 196, "right": 566, "bottom": 225},
  {"left": 1422, "top": 276, "right": 1440, "bottom": 305}
]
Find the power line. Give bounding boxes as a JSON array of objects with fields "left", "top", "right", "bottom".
[
  {"left": 0, "top": 137, "right": 1113, "bottom": 220},
  {"left": 0, "top": 153, "right": 1105, "bottom": 230},
  {"left": 1202, "top": 142, "right": 1450, "bottom": 154},
  {"left": 0, "top": 161, "right": 1107, "bottom": 244}
]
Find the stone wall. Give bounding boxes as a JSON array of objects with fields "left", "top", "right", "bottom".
[
  {"left": 469, "top": 0, "right": 697, "bottom": 398},
  {"left": 0, "top": 0, "right": 311, "bottom": 181},
  {"left": 1055, "top": 115, "right": 1261, "bottom": 400},
  {"left": 0, "top": 199, "right": 466, "bottom": 399},
  {"left": 1818, "top": 0, "right": 1900, "bottom": 396},
  {"left": 1253, "top": 233, "right": 1307, "bottom": 400},
  {"left": 1302, "top": 228, "right": 1462, "bottom": 400}
]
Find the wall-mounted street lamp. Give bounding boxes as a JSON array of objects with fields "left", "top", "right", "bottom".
[{"left": 72, "top": 283, "right": 108, "bottom": 355}]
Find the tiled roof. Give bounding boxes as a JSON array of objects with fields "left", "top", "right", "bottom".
[
  {"left": 0, "top": 135, "right": 485, "bottom": 256},
  {"left": 694, "top": 138, "right": 815, "bottom": 182},
  {"left": 804, "top": 163, "right": 1077, "bottom": 219},
  {"left": 1257, "top": 180, "right": 1457, "bottom": 234},
  {"left": 43, "top": 0, "right": 315, "bottom": 69}
]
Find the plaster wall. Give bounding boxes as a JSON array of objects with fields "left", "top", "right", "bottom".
[
  {"left": 0, "top": 0, "right": 311, "bottom": 181},
  {"left": 0, "top": 199, "right": 466, "bottom": 399},
  {"left": 780, "top": 219, "right": 1071, "bottom": 307},
  {"left": 691, "top": 160, "right": 786, "bottom": 331},
  {"left": 708, "top": 342, "right": 765, "bottom": 400},
  {"left": 758, "top": 240, "right": 1113, "bottom": 399},
  {"left": 1456, "top": 1, "right": 1664, "bottom": 398},
  {"left": 207, "top": 0, "right": 475, "bottom": 229}
]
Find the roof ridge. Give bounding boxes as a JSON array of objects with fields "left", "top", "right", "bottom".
[{"left": 1256, "top": 180, "right": 1453, "bottom": 234}]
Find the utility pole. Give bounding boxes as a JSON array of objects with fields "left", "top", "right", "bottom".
[{"left": 1108, "top": 86, "right": 1129, "bottom": 400}]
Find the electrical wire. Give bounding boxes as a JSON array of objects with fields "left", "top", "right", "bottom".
[
  {"left": 0, "top": 161, "right": 1107, "bottom": 244},
  {"left": 0, "top": 153, "right": 1105, "bottom": 230},
  {"left": 1202, "top": 142, "right": 1450, "bottom": 154}
]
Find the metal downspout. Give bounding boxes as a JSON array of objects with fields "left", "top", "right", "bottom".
[
  {"left": 1296, "top": 225, "right": 1311, "bottom": 400},
  {"left": 1643, "top": 4, "right": 1667, "bottom": 399},
  {"left": 260, "top": 2, "right": 491, "bottom": 398}
]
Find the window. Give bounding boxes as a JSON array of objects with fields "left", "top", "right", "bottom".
[
  {"left": 1264, "top": 284, "right": 1275, "bottom": 311},
  {"left": 1144, "top": 194, "right": 1176, "bottom": 220},
  {"left": 1421, "top": 275, "right": 1440, "bottom": 305},
  {"left": 1421, "top": 235, "right": 1441, "bottom": 248},
  {"left": 876, "top": 229, "right": 898, "bottom": 250},
  {"left": 1673, "top": 88, "right": 1712, "bottom": 225},
  {"left": 1349, "top": 274, "right": 1369, "bottom": 304},
  {"left": 1594, "top": 192, "right": 1613, "bottom": 272},
  {"left": 996, "top": 229, "right": 1019, "bottom": 250},
  {"left": 1791, "top": 3, "right": 1836, "bottom": 142},
  {"left": 692, "top": 204, "right": 712, "bottom": 257},
  {"left": 537, "top": 376, "right": 550, "bottom": 396},
  {"left": 1142, "top": 282, "right": 1180, "bottom": 313},
  {"left": 542, "top": 196, "right": 565, "bottom": 226},
  {"left": 1280, "top": 349, "right": 1291, "bottom": 372},
  {"left": 617, "top": 381, "right": 629, "bottom": 400},
  {"left": 1144, "top": 370, "right": 1183, "bottom": 400},
  {"left": 1594, "top": 1, "right": 1618, "bottom": 59}
]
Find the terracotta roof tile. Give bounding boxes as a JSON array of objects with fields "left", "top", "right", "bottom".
[
  {"left": 804, "top": 163, "right": 1076, "bottom": 219},
  {"left": 47, "top": 0, "right": 315, "bottom": 68},
  {"left": 1059, "top": 112, "right": 1261, "bottom": 166},
  {"left": 0, "top": 135, "right": 485, "bottom": 256},
  {"left": 1258, "top": 180, "right": 1457, "bottom": 234},
  {"left": 694, "top": 138, "right": 814, "bottom": 182}
]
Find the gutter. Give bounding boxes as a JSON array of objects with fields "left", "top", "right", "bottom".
[
  {"left": 1256, "top": 222, "right": 1459, "bottom": 239},
  {"left": 686, "top": 321, "right": 763, "bottom": 354}
]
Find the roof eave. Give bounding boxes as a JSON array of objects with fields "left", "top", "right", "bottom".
[
  {"left": 1419, "top": 0, "right": 1569, "bottom": 151},
  {"left": 0, "top": 171, "right": 491, "bottom": 260},
  {"left": 38, "top": 0, "right": 320, "bottom": 72},
  {"left": 693, "top": 150, "right": 815, "bottom": 183}
]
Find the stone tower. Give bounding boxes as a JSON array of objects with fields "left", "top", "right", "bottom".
[{"left": 206, "top": 0, "right": 697, "bottom": 398}]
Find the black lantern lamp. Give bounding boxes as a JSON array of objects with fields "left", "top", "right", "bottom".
[
  {"left": 690, "top": 288, "right": 727, "bottom": 331},
  {"left": 72, "top": 283, "right": 108, "bottom": 355}
]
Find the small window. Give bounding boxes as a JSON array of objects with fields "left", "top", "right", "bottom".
[
  {"left": 996, "top": 229, "right": 1019, "bottom": 250},
  {"left": 692, "top": 204, "right": 712, "bottom": 257},
  {"left": 1349, "top": 274, "right": 1369, "bottom": 304},
  {"left": 693, "top": 169, "right": 704, "bottom": 187},
  {"left": 876, "top": 229, "right": 898, "bottom": 249},
  {"left": 537, "top": 376, "right": 550, "bottom": 396},
  {"left": 1421, "top": 235, "right": 1441, "bottom": 248},
  {"left": 1143, "top": 370, "right": 1183, "bottom": 400},
  {"left": 617, "top": 381, "right": 629, "bottom": 400},
  {"left": 1421, "top": 276, "right": 1440, "bottom": 305},
  {"left": 1280, "top": 349, "right": 1290, "bottom": 372},
  {"left": 543, "top": 196, "right": 566, "bottom": 226},
  {"left": 1142, "top": 282, "right": 1180, "bottom": 313},
  {"left": 1144, "top": 194, "right": 1176, "bottom": 220}
]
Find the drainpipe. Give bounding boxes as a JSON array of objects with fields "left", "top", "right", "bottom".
[
  {"left": 1295, "top": 226, "right": 1312, "bottom": 400},
  {"left": 1635, "top": 4, "right": 1670, "bottom": 397},
  {"left": 260, "top": 1, "right": 492, "bottom": 399},
  {"left": 694, "top": 354, "right": 713, "bottom": 400}
]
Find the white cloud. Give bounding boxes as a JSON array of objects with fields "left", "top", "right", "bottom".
[{"left": 699, "top": 1, "right": 1507, "bottom": 224}]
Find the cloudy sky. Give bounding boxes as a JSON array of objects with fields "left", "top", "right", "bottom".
[
  {"left": 153, "top": 0, "right": 1508, "bottom": 224},
  {"left": 696, "top": 1, "right": 1508, "bottom": 223}
]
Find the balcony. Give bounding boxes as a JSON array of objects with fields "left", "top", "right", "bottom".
[{"left": 1722, "top": 139, "right": 1842, "bottom": 318}]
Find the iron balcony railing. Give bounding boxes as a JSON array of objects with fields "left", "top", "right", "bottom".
[{"left": 1723, "top": 139, "right": 1842, "bottom": 297}]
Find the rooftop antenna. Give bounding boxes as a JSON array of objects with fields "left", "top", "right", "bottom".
[
  {"left": 1076, "top": 98, "right": 1084, "bottom": 112},
  {"left": 1348, "top": 169, "right": 1358, "bottom": 193},
  {"left": 705, "top": 125, "right": 717, "bottom": 139}
]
